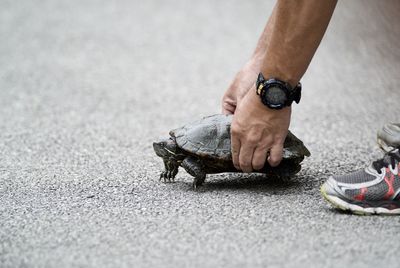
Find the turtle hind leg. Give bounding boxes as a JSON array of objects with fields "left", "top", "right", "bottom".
[{"left": 181, "top": 156, "right": 206, "bottom": 189}]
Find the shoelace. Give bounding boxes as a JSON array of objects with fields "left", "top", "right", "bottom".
[{"left": 372, "top": 148, "right": 400, "bottom": 174}]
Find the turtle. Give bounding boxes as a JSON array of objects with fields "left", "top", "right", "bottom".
[{"left": 153, "top": 114, "right": 310, "bottom": 188}]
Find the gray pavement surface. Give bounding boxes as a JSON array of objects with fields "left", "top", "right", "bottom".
[{"left": 1, "top": 0, "right": 400, "bottom": 267}]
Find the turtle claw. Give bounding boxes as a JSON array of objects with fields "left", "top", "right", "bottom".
[
  {"left": 172, "top": 169, "right": 178, "bottom": 182},
  {"left": 160, "top": 170, "right": 176, "bottom": 183},
  {"left": 160, "top": 171, "right": 169, "bottom": 183},
  {"left": 192, "top": 175, "right": 206, "bottom": 190},
  {"left": 160, "top": 160, "right": 179, "bottom": 183},
  {"left": 167, "top": 167, "right": 178, "bottom": 182}
]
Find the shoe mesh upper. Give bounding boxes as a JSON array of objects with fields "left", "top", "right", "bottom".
[
  {"left": 393, "top": 176, "right": 400, "bottom": 200},
  {"left": 341, "top": 171, "right": 400, "bottom": 201},
  {"left": 345, "top": 181, "right": 388, "bottom": 201},
  {"left": 333, "top": 169, "right": 377, "bottom": 184}
]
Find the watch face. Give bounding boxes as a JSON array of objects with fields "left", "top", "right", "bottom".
[{"left": 263, "top": 86, "right": 288, "bottom": 109}]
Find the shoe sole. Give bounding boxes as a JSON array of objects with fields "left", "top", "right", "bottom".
[{"left": 320, "top": 183, "right": 400, "bottom": 215}]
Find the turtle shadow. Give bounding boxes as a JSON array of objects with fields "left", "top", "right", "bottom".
[{"left": 191, "top": 174, "right": 304, "bottom": 194}]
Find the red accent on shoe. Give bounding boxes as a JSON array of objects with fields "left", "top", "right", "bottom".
[
  {"left": 384, "top": 168, "right": 395, "bottom": 199},
  {"left": 354, "top": 187, "right": 367, "bottom": 201}
]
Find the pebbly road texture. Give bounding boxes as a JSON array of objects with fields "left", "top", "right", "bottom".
[{"left": 1, "top": 0, "right": 400, "bottom": 267}]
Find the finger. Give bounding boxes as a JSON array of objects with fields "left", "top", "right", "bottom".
[
  {"left": 252, "top": 145, "right": 269, "bottom": 171},
  {"left": 222, "top": 102, "right": 236, "bottom": 115},
  {"left": 238, "top": 143, "right": 256, "bottom": 173},
  {"left": 231, "top": 136, "right": 241, "bottom": 170},
  {"left": 268, "top": 143, "right": 284, "bottom": 167}
]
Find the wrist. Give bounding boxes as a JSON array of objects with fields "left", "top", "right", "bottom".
[
  {"left": 260, "top": 64, "right": 300, "bottom": 89},
  {"left": 246, "top": 54, "right": 264, "bottom": 73}
]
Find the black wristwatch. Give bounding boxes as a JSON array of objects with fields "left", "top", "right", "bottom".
[{"left": 255, "top": 73, "right": 302, "bottom": 110}]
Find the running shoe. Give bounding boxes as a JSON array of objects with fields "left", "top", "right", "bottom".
[{"left": 320, "top": 148, "right": 400, "bottom": 215}]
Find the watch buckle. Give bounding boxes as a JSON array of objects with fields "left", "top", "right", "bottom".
[{"left": 257, "top": 84, "right": 263, "bottom": 95}]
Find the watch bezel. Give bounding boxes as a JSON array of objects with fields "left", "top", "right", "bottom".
[
  {"left": 256, "top": 74, "right": 301, "bottom": 110},
  {"left": 261, "top": 81, "right": 290, "bottom": 109}
]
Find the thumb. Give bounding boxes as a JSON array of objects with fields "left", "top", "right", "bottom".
[{"left": 222, "top": 101, "right": 236, "bottom": 115}]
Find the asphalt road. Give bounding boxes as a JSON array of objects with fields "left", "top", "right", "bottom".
[{"left": 1, "top": 0, "right": 400, "bottom": 267}]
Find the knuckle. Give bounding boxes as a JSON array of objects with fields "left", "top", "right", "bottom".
[
  {"left": 246, "top": 136, "right": 259, "bottom": 144},
  {"left": 231, "top": 126, "right": 241, "bottom": 136},
  {"left": 261, "top": 135, "right": 274, "bottom": 146},
  {"left": 274, "top": 135, "right": 286, "bottom": 145},
  {"left": 244, "top": 132, "right": 262, "bottom": 144},
  {"left": 257, "top": 142, "right": 271, "bottom": 151}
]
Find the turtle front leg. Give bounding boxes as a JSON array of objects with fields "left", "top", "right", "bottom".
[
  {"left": 160, "top": 159, "right": 179, "bottom": 183},
  {"left": 181, "top": 156, "right": 206, "bottom": 189}
]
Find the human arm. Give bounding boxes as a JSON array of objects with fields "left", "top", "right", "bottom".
[
  {"left": 221, "top": 5, "right": 277, "bottom": 114},
  {"left": 231, "top": 0, "right": 337, "bottom": 172}
]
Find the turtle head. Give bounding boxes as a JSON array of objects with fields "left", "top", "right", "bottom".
[{"left": 153, "top": 137, "right": 183, "bottom": 159}]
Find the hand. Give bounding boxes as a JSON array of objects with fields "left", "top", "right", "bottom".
[
  {"left": 221, "top": 61, "right": 260, "bottom": 114},
  {"left": 231, "top": 88, "right": 291, "bottom": 172}
]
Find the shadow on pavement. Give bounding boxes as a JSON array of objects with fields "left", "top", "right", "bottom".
[{"left": 186, "top": 174, "right": 305, "bottom": 194}]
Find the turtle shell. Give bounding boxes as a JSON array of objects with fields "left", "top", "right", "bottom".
[
  {"left": 170, "top": 114, "right": 310, "bottom": 161},
  {"left": 170, "top": 114, "right": 232, "bottom": 160}
]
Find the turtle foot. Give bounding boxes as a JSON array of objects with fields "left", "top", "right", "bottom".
[
  {"left": 192, "top": 176, "right": 206, "bottom": 190},
  {"left": 159, "top": 171, "right": 174, "bottom": 183},
  {"left": 159, "top": 165, "right": 179, "bottom": 183},
  {"left": 159, "top": 171, "right": 167, "bottom": 182}
]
